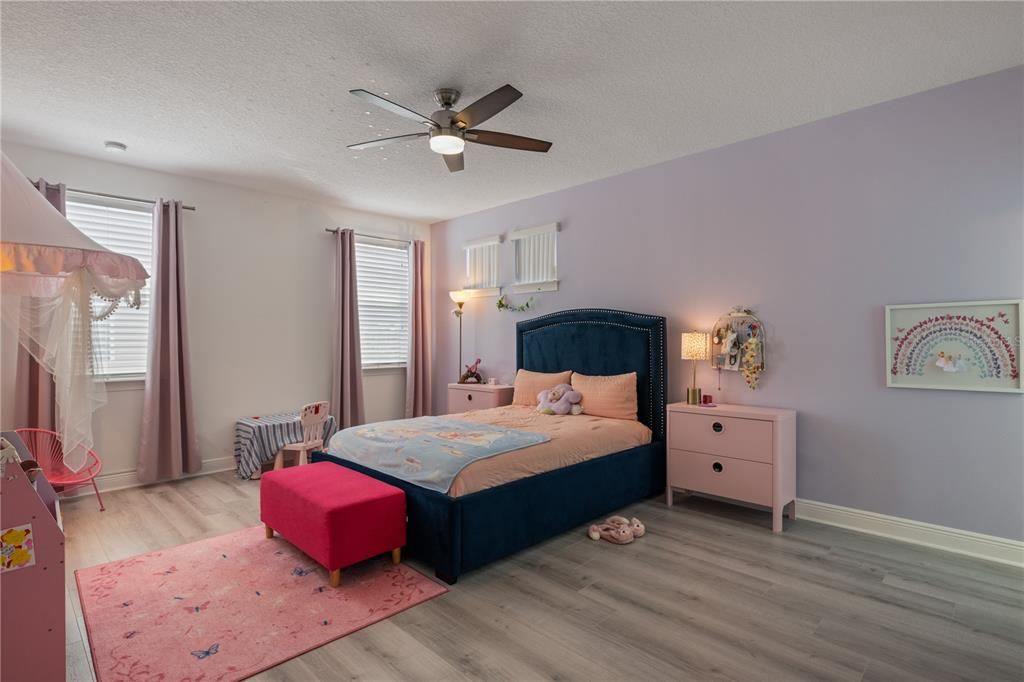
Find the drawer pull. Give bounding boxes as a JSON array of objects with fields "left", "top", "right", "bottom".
[
  {"left": 712, "top": 461, "right": 723, "bottom": 473},
  {"left": 712, "top": 421, "right": 724, "bottom": 433},
  {"left": 467, "top": 393, "right": 473, "bottom": 401}
]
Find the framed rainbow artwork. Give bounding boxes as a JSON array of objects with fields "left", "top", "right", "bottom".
[{"left": 885, "top": 300, "right": 1023, "bottom": 393}]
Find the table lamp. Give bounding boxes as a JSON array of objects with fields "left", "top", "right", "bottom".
[
  {"left": 681, "top": 331, "right": 710, "bottom": 405},
  {"left": 449, "top": 290, "right": 469, "bottom": 380}
]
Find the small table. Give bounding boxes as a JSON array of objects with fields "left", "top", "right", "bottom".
[
  {"left": 447, "top": 383, "right": 514, "bottom": 413},
  {"left": 666, "top": 402, "right": 796, "bottom": 532},
  {"left": 234, "top": 412, "right": 338, "bottom": 480}
]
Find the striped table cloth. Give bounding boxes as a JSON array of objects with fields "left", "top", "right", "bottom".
[{"left": 234, "top": 412, "right": 338, "bottom": 479}]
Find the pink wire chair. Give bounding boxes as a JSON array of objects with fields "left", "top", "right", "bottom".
[{"left": 14, "top": 428, "right": 105, "bottom": 511}]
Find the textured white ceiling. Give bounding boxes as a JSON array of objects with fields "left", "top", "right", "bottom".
[{"left": 2, "top": 2, "right": 1022, "bottom": 223}]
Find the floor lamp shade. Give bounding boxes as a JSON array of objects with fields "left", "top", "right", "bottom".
[{"left": 681, "top": 331, "right": 709, "bottom": 404}]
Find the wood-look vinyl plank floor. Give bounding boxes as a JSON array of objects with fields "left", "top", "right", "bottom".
[{"left": 62, "top": 472, "right": 1024, "bottom": 681}]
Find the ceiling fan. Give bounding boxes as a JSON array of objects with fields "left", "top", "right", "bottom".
[{"left": 347, "top": 84, "right": 552, "bottom": 173}]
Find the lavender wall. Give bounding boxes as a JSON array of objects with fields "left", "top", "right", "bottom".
[{"left": 431, "top": 68, "right": 1024, "bottom": 541}]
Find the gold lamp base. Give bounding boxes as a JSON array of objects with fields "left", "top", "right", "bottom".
[{"left": 686, "top": 387, "right": 702, "bottom": 405}]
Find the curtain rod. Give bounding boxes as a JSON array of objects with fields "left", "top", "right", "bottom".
[
  {"left": 324, "top": 227, "right": 410, "bottom": 244},
  {"left": 67, "top": 187, "right": 197, "bottom": 212}
]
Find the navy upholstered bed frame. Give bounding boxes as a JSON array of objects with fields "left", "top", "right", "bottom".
[{"left": 313, "top": 308, "right": 666, "bottom": 584}]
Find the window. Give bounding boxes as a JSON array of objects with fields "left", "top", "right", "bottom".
[
  {"left": 65, "top": 192, "right": 154, "bottom": 377},
  {"left": 510, "top": 222, "right": 558, "bottom": 293},
  {"left": 355, "top": 237, "right": 410, "bottom": 367},
  {"left": 464, "top": 234, "right": 501, "bottom": 291}
]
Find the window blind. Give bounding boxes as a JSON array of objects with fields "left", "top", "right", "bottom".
[
  {"left": 355, "top": 238, "right": 410, "bottom": 367},
  {"left": 65, "top": 192, "right": 154, "bottom": 377},
  {"left": 464, "top": 235, "right": 501, "bottom": 289},
  {"left": 510, "top": 223, "right": 558, "bottom": 284}
]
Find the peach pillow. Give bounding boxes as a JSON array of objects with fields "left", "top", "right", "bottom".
[
  {"left": 512, "top": 369, "right": 573, "bottom": 406},
  {"left": 571, "top": 372, "right": 638, "bottom": 421}
]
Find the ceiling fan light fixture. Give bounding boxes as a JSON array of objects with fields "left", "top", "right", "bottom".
[
  {"left": 429, "top": 129, "right": 465, "bottom": 155},
  {"left": 348, "top": 85, "right": 550, "bottom": 173}
]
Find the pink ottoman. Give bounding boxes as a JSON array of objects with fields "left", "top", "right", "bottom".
[{"left": 260, "top": 462, "right": 406, "bottom": 587}]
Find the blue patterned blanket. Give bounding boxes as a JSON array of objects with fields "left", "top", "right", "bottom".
[{"left": 325, "top": 416, "right": 550, "bottom": 493}]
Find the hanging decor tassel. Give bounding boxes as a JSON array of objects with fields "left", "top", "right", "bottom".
[{"left": 740, "top": 336, "right": 763, "bottom": 389}]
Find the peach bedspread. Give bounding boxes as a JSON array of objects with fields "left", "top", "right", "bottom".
[{"left": 444, "top": 405, "right": 652, "bottom": 497}]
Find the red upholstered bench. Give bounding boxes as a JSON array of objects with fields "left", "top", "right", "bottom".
[{"left": 260, "top": 462, "right": 406, "bottom": 587}]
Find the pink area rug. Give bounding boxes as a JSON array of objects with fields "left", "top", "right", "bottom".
[{"left": 75, "top": 526, "right": 446, "bottom": 681}]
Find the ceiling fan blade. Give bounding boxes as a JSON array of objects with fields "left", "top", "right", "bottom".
[
  {"left": 350, "top": 89, "right": 439, "bottom": 128},
  {"left": 443, "top": 152, "right": 465, "bottom": 173},
  {"left": 466, "top": 129, "right": 552, "bottom": 153},
  {"left": 452, "top": 84, "right": 522, "bottom": 129},
  {"left": 347, "top": 132, "right": 428, "bottom": 151}
]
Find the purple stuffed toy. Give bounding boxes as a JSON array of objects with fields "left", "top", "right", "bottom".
[{"left": 537, "top": 383, "right": 583, "bottom": 416}]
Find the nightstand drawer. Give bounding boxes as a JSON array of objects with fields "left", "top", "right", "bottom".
[
  {"left": 668, "top": 411, "right": 773, "bottom": 464},
  {"left": 668, "top": 448, "right": 772, "bottom": 507}
]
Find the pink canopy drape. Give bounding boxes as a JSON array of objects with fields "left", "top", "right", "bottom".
[
  {"left": 1, "top": 153, "right": 149, "bottom": 471},
  {"left": 13, "top": 179, "right": 62, "bottom": 430}
]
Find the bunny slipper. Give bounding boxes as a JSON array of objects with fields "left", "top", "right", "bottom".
[
  {"left": 588, "top": 522, "right": 634, "bottom": 545},
  {"left": 607, "top": 515, "right": 646, "bottom": 538},
  {"left": 587, "top": 516, "right": 646, "bottom": 544}
]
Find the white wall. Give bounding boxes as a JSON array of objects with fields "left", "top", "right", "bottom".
[{"left": 1, "top": 142, "right": 430, "bottom": 489}]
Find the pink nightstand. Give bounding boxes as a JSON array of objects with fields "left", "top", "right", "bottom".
[
  {"left": 666, "top": 402, "right": 797, "bottom": 533},
  {"left": 447, "top": 383, "right": 514, "bottom": 413}
]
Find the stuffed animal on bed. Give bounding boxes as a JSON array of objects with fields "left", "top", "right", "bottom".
[{"left": 537, "top": 383, "right": 583, "bottom": 416}]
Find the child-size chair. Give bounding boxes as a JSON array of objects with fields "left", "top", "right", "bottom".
[
  {"left": 15, "top": 428, "right": 105, "bottom": 511},
  {"left": 274, "top": 401, "right": 330, "bottom": 470}
]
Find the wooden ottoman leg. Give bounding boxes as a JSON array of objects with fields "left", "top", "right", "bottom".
[
  {"left": 329, "top": 569, "right": 342, "bottom": 588},
  {"left": 265, "top": 525, "right": 274, "bottom": 539},
  {"left": 391, "top": 547, "right": 401, "bottom": 565}
]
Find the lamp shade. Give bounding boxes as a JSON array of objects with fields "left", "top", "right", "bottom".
[
  {"left": 449, "top": 290, "right": 469, "bottom": 304},
  {"left": 681, "top": 331, "right": 710, "bottom": 360}
]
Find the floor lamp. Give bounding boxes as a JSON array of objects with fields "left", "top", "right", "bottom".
[{"left": 449, "top": 290, "right": 469, "bottom": 380}]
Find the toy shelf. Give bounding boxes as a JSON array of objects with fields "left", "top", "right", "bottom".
[{"left": 1, "top": 431, "right": 66, "bottom": 682}]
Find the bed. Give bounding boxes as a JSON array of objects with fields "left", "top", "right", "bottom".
[{"left": 312, "top": 308, "right": 666, "bottom": 583}]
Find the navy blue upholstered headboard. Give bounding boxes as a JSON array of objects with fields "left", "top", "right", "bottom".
[{"left": 516, "top": 309, "right": 667, "bottom": 441}]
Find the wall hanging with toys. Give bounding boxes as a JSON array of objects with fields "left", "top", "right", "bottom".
[{"left": 710, "top": 307, "right": 767, "bottom": 390}]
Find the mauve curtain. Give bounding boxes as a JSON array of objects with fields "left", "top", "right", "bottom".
[
  {"left": 331, "top": 228, "right": 365, "bottom": 428},
  {"left": 137, "top": 200, "right": 199, "bottom": 483},
  {"left": 405, "top": 240, "right": 430, "bottom": 417},
  {"left": 13, "top": 179, "right": 62, "bottom": 430}
]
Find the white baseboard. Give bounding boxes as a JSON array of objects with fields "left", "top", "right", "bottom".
[
  {"left": 62, "top": 456, "right": 238, "bottom": 499},
  {"left": 795, "top": 498, "right": 1024, "bottom": 568}
]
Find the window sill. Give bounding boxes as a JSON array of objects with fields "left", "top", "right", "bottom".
[
  {"left": 462, "top": 287, "right": 501, "bottom": 298},
  {"left": 509, "top": 280, "right": 559, "bottom": 294},
  {"left": 100, "top": 375, "right": 146, "bottom": 392}
]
